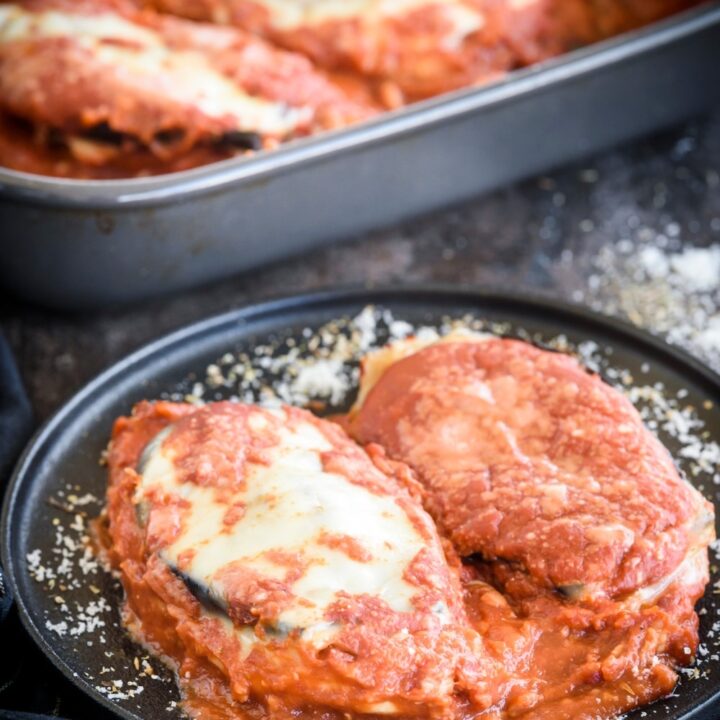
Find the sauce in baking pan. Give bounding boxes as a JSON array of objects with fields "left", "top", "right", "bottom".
[
  {"left": 0, "top": 0, "right": 707, "bottom": 178},
  {"left": 104, "top": 381, "right": 713, "bottom": 720}
]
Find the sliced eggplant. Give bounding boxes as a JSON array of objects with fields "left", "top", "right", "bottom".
[
  {"left": 84, "top": 122, "right": 127, "bottom": 145},
  {"left": 217, "top": 130, "right": 263, "bottom": 151},
  {"left": 555, "top": 583, "right": 586, "bottom": 601},
  {"left": 134, "top": 426, "right": 174, "bottom": 528},
  {"left": 168, "top": 563, "right": 231, "bottom": 617}
]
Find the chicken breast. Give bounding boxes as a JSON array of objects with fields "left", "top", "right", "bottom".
[
  {"left": 141, "top": 0, "right": 509, "bottom": 101},
  {"left": 0, "top": 0, "right": 374, "bottom": 173},
  {"left": 140, "top": 0, "right": 703, "bottom": 102},
  {"left": 348, "top": 335, "right": 714, "bottom": 603},
  {"left": 106, "top": 401, "right": 504, "bottom": 718}
]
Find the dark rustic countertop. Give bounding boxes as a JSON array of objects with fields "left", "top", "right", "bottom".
[
  {"left": 3, "top": 108, "right": 720, "bottom": 425},
  {"left": 1, "top": 107, "right": 720, "bottom": 719}
]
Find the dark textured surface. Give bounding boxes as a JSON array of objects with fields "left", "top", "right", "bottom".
[{"left": 1, "top": 107, "right": 720, "bottom": 719}]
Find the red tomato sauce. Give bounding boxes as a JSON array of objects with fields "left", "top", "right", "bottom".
[{"left": 103, "top": 394, "right": 710, "bottom": 720}]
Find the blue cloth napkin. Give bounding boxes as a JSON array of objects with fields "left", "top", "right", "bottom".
[
  {"left": 0, "top": 331, "right": 33, "bottom": 626},
  {"left": 0, "top": 334, "right": 114, "bottom": 720}
]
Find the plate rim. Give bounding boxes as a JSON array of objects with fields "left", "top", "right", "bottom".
[{"left": 3, "top": 285, "right": 720, "bottom": 720}]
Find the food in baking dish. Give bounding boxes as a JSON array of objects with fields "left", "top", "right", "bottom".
[
  {"left": 104, "top": 333, "right": 715, "bottom": 720},
  {"left": 0, "top": 0, "right": 706, "bottom": 177},
  {"left": 145, "top": 0, "right": 509, "bottom": 101},
  {"left": 0, "top": 0, "right": 374, "bottom": 178},
  {"left": 142, "top": 0, "right": 703, "bottom": 102}
]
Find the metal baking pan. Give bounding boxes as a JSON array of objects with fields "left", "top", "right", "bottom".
[
  {"left": 1, "top": 5, "right": 720, "bottom": 310},
  {"left": 3, "top": 287, "right": 720, "bottom": 719}
]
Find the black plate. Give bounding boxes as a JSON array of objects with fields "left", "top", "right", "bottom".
[{"left": 3, "top": 288, "right": 720, "bottom": 720}]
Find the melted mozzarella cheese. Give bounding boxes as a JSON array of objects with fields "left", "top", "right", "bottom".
[
  {"left": 136, "top": 412, "right": 432, "bottom": 645},
  {"left": 0, "top": 5, "right": 307, "bottom": 135},
  {"left": 248, "top": 0, "right": 484, "bottom": 39},
  {"left": 0, "top": 5, "right": 159, "bottom": 43}
]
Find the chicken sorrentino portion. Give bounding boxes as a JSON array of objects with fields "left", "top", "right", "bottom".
[
  {"left": 140, "top": 0, "right": 705, "bottom": 103},
  {"left": 346, "top": 332, "right": 715, "bottom": 717},
  {"left": 0, "top": 0, "right": 375, "bottom": 177},
  {"left": 348, "top": 334, "right": 714, "bottom": 603},
  {"left": 106, "top": 400, "right": 508, "bottom": 719}
]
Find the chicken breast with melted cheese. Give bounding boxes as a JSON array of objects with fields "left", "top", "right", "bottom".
[
  {"left": 106, "top": 401, "right": 504, "bottom": 719},
  {"left": 346, "top": 332, "right": 715, "bottom": 716},
  {"left": 142, "top": 0, "right": 509, "bottom": 101},
  {"left": 0, "top": 0, "right": 374, "bottom": 176},
  {"left": 140, "top": 0, "right": 704, "bottom": 102}
]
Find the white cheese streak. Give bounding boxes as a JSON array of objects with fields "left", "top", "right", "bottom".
[
  {"left": 0, "top": 4, "right": 306, "bottom": 135},
  {"left": 136, "top": 411, "right": 435, "bottom": 640},
  {"left": 244, "top": 0, "right": 485, "bottom": 37}
]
